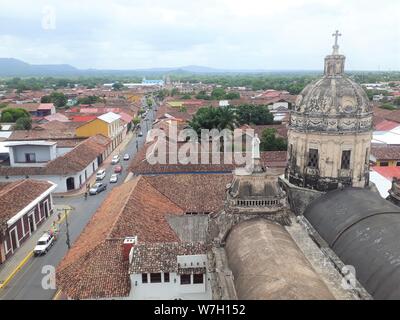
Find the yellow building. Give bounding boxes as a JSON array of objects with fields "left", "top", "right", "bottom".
[{"left": 76, "top": 112, "right": 124, "bottom": 151}]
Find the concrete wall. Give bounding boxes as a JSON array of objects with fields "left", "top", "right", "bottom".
[
  {"left": 10, "top": 144, "right": 56, "bottom": 166},
  {"left": 129, "top": 272, "right": 212, "bottom": 300},
  {"left": 56, "top": 147, "right": 73, "bottom": 157},
  {"left": 0, "top": 158, "right": 99, "bottom": 193}
]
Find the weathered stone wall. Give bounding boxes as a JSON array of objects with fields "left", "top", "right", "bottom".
[{"left": 279, "top": 177, "right": 324, "bottom": 215}]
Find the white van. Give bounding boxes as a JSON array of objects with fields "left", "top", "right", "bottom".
[{"left": 96, "top": 169, "right": 106, "bottom": 181}]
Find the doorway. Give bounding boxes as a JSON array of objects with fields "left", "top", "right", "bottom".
[
  {"left": 66, "top": 177, "right": 75, "bottom": 191},
  {"left": 10, "top": 228, "right": 18, "bottom": 253},
  {"left": 28, "top": 213, "right": 35, "bottom": 234},
  {"left": 43, "top": 201, "right": 49, "bottom": 219}
]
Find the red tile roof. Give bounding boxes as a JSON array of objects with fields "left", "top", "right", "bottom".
[
  {"left": 145, "top": 174, "right": 231, "bottom": 213},
  {"left": 56, "top": 176, "right": 184, "bottom": 299},
  {"left": 0, "top": 179, "right": 54, "bottom": 226},
  {"left": 372, "top": 166, "right": 400, "bottom": 180},
  {"left": 371, "top": 146, "right": 400, "bottom": 161},
  {"left": 68, "top": 115, "right": 97, "bottom": 122},
  {"left": 37, "top": 103, "right": 54, "bottom": 110},
  {"left": 374, "top": 120, "right": 400, "bottom": 131}
]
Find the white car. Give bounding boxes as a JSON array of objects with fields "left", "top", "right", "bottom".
[
  {"left": 110, "top": 174, "right": 119, "bottom": 183},
  {"left": 33, "top": 232, "right": 55, "bottom": 256},
  {"left": 138, "top": 131, "right": 143, "bottom": 137},
  {"left": 96, "top": 169, "right": 106, "bottom": 181},
  {"left": 123, "top": 154, "right": 130, "bottom": 161},
  {"left": 111, "top": 155, "right": 120, "bottom": 164}
]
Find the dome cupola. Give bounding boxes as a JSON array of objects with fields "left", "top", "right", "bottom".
[
  {"left": 290, "top": 31, "right": 372, "bottom": 134},
  {"left": 285, "top": 31, "right": 373, "bottom": 192}
]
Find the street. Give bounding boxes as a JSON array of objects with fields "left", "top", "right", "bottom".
[{"left": 0, "top": 97, "right": 156, "bottom": 300}]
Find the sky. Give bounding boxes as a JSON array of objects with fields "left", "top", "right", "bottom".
[{"left": 0, "top": 0, "right": 399, "bottom": 71}]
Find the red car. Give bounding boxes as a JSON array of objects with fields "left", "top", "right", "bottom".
[{"left": 114, "top": 165, "right": 123, "bottom": 173}]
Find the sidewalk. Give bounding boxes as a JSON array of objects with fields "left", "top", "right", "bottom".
[
  {"left": 53, "top": 131, "right": 135, "bottom": 198},
  {"left": 0, "top": 205, "right": 72, "bottom": 289}
]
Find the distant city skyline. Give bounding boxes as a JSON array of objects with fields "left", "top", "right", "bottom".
[{"left": 0, "top": 0, "right": 399, "bottom": 71}]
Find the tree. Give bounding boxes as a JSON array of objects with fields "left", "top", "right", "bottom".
[
  {"left": 0, "top": 108, "right": 30, "bottom": 122},
  {"left": 78, "top": 95, "right": 103, "bottom": 105},
  {"left": 225, "top": 92, "right": 240, "bottom": 100},
  {"left": 0, "top": 111, "right": 13, "bottom": 123},
  {"left": 181, "top": 94, "right": 191, "bottom": 99},
  {"left": 156, "top": 89, "right": 169, "bottom": 100},
  {"left": 40, "top": 95, "right": 52, "bottom": 103},
  {"left": 211, "top": 88, "right": 226, "bottom": 100},
  {"left": 380, "top": 103, "right": 396, "bottom": 110},
  {"left": 49, "top": 92, "right": 68, "bottom": 108},
  {"left": 132, "top": 117, "right": 141, "bottom": 127},
  {"left": 393, "top": 97, "right": 400, "bottom": 106},
  {"left": 236, "top": 104, "right": 274, "bottom": 125},
  {"left": 170, "top": 88, "right": 180, "bottom": 96},
  {"left": 189, "top": 106, "right": 237, "bottom": 134},
  {"left": 195, "top": 91, "right": 211, "bottom": 100},
  {"left": 260, "top": 128, "right": 287, "bottom": 151},
  {"left": 112, "top": 82, "right": 124, "bottom": 91},
  {"left": 14, "top": 117, "right": 32, "bottom": 130}
]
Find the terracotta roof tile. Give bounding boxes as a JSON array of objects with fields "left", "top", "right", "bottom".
[
  {"left": 144, "top": 174, "right": 230, "bottom": 213},
  {"left": 0, "top": 134, "right": 111, "bottom": 176},
  {"left": 371, "top": 146, "right": 400, "bottom": 161},
  {"left": 129, "top": 242, "right": 207, "bottom": 274},
  {"left": 56, "top": 176, "right": 185, "bottom": 299},
  {"left": 0, "top": 179, "right": 53, "bottom": 225}
]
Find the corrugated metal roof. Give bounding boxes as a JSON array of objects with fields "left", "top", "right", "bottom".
[{"left": 97, "top": 112, "right": 121, "bottom": 123}]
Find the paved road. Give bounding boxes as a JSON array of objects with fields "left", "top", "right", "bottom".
[{"left": 0, "top": 98, "right": 157, "bottom": 300}]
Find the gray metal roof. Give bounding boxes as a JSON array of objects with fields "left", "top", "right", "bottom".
[{"left": 304, "top": 188, "right": 400, "bottom": 299}]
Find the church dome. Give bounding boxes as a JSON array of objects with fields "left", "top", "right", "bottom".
[{"left": 290, "top": 32, "right": 372, "bottom": 133}]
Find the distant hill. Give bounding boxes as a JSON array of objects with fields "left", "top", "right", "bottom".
[
  {"left": 0, "top": 58, "right": 323, "bottom": 77},
  {"left": 0, "top": 58, "right": 78, "bottom": 76}
]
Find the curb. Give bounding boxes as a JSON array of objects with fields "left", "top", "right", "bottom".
[
  {"left": 53, "top": 289, "right": 62, "bottom": 300},
  {"left": 0, "top": 251, "right": 33, "bottom": 290},
  {"left": 0, "top": 206, "right": 72, "bottom": 290}
]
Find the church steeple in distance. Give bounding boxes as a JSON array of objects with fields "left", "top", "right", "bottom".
[{"left": 324, "top": 30, "right": 345, "bottom": 77}]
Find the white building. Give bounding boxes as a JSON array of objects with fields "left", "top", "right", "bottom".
[
  {"left": 0, "top": 135, "right": 112, "bottom": 193},
  {"left": 128, "top": 241, "right": 212, "bottom": 300}
]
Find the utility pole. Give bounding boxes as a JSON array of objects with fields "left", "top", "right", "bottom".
[{"left": 57, "top": 207, "right": 73, "bottom": 250}]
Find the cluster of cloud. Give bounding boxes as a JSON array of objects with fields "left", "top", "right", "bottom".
[{"left": 0, "top": 0, "right": 399, "bottom": 70}]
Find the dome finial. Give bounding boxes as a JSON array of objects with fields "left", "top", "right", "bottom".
[{"left": 332, "top": 30, "right": 342, "bottom": 55}]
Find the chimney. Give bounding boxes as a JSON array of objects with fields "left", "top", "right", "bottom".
[{"left": 122, "top": 236, "right": 137, "bottom": 261}]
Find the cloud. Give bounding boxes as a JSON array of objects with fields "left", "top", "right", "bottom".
[{"left": 0, "top": 0, "right": 398, "bottom": 70}]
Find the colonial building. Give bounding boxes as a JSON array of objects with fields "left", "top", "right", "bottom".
[
  {"left": 0, "top": 179, "right": 56, "bottom": 263},
  {"left": 282, "top": 32, "right": 400, "bottom": 300},
  {"left": 76, "top": 112, "right": 124, "bottom": 151},
  {"left": 0, "top": 134, "right": 111, "bottom": 193},
  {"left": 285, "top": 31, "right": 373, "bottom": 191},
  {"left": 207, "top": 148, "right": 361, "bottom": 300}
]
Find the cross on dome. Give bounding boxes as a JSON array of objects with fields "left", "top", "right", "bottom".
[{"left": 332, "top": 30, "right": 342, "bottom": 54}]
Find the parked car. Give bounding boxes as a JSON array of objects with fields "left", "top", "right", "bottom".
[
  {"left": 138, "top": 131, "right": 143, "bottom": 137},
  {"left": 123, "top": 153, "right": 130, "bottom": 161},
  {"left": 89, "top": 183, "right": 107, "bottom": 195},
  {"left": 33, "top": 232, "right": 55, "bottom": 256},
  {"left": 110, "top": 174, "right": 119, "bottom": 183},
  {"left": 96, "top": 169, "right": 106, "bottom": 181},
  {"left": 114, "top": 165, "right": 123, "bottom": 173},
  {"left": 111, "top": 155, "right": 120, "bottom": 164}
]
